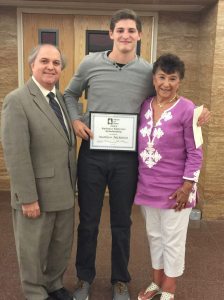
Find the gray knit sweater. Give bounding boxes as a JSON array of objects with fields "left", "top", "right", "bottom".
[{"left": 64, "top": 51, "right": 154, "bottom": 125}]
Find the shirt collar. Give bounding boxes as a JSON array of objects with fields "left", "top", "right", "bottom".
[{"left": 32, "top": 76, "right": 56, "bottom": 98}]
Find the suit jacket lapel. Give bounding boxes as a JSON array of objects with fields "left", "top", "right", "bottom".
[{"left": 27, "top": 79, "right": 70, "bottom": 143}]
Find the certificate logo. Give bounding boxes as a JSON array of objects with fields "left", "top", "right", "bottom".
[{"left": 108, "top": 118, "right": 113, "bottom": 125}]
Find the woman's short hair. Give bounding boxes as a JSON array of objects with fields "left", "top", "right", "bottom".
[
  {"left": 28, "top": 44, "right": 66, "bottom": 70},
  {"left": 110, "top": 9, "right": 142, "bottom": 33},
  {"left": 152, "top": 53, "right": 185, "bottom": 79}
]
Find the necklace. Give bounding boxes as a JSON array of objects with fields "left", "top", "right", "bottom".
[
  {"left": 113, "top": 62, "right": 126, "bottom": 70},
  {"left": 156, "top": 94, "right": 178, "bottom": 108}
]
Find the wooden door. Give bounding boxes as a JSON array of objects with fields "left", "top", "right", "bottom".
[
  {"left": 22, "top": 13, "right": 154, "bottom": 151},
  {"left": 73, "top": 15, "right": 154, "bottom": 111},
  {"left": 23, "top": 12, "right": 153, "bottom": 97},
  {"left": 22, "top": 13, "right": 74, "bottom": 93}
]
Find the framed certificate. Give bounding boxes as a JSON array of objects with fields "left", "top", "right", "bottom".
[{"left": 90, "top": 112, "right": 138, "bottom": 151}]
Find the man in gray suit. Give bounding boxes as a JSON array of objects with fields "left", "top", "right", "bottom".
[{"left": 1, "top": 44, "right": 76, "bottom": 300}]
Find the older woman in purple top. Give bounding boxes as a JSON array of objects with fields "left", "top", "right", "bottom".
[{"left": 135, "top": 54, "right": 203, "bottom": 300}]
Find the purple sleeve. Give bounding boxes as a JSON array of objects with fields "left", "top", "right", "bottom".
[{"left": 182, "top": 103, "right": 203, "bottom": 182}]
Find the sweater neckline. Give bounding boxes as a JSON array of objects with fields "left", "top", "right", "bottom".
[{"left": 104, "top": 50, "right": 138, "bottom": 68}]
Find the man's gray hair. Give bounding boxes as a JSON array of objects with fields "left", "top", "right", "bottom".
[{"left": 28, "top": 44, "right": 66, "bottom": 70}]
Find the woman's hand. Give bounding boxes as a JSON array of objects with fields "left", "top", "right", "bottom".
[
  {"left": 170, "top": 188, "right": 189, "bottom": 211},
  {"left": 170, "top": 181, "right": 194, "bottom": 211},
  {"left": 197, "top": 107, "right": 211, "bottom": 126}
]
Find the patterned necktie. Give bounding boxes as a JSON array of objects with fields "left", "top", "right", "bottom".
[{"left": 47, "top": 92, "right": 69, "bottom": 139}]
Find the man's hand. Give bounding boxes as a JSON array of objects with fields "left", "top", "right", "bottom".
[
  {"left": 22, "top": 201, "right": 40, "bottom": 219},
  {"left": 73, "top": 119, "right": 93, "bottom": 140},
  {"left": 197, "top": 107, "right": 211, "bottom": 126}
]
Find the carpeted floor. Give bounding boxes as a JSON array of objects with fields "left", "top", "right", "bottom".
[{"left": 0, "top": 191, "right": 224, "bottom": 300}]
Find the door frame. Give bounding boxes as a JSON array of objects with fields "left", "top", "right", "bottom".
[{"left": 17, "top": 7, "right": 158, "bottom": 87}]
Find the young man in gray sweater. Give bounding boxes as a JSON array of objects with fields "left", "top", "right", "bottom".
[{"left": 64, "top": 9, "right": 209, "bottom": 300}]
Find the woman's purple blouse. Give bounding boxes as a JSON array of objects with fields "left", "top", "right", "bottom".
[{"left": 134, "top": 96, "right": 203, "bottom": 209}]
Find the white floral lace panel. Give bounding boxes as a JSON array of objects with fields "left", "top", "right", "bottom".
[
  {"left": 188, "top": 183, "right": 197, "bottom": 203},
  {"left": 153, "top": 127, "right": 164, "bottom": 139},
  {"left": 145, "top": 109, "right": 152, "bottom": 120},
  {"left": 156, "top": 111, "right": 173, "bottom": 126},
  {"left": 162, "top": 111, "right": 173, "bottom": 121},
  {"left": 140, "top": 141, "right": 162, "bottom": 168},
  {"left": 140, "top": 126, "right": 151, "bottom": 138},
  {"left": 193, "top": 170, "right": 200, "bottom": 181},
  {"left": 140, "top": 108, "right": 173, "bottom": 169}
]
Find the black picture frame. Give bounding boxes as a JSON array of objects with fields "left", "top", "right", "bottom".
[
  {"left": 86, "top": 30, "right": 112, "bottom": 54},
  {"left": 38, "top": 29, "right": 59, "bottom": 88},
  {"left": 85, "top": 30, "right": 141, "bottom": 55},
  {"left": 84, "top": 30, "right": 141, "bottom": 98},
  {"left": 38, "top": 29, "right": 59, "bottom": 46}
]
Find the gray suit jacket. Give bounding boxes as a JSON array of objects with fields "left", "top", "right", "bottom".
[{"left": 1, "top": 78, "right": 76, "bottom": 211}]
